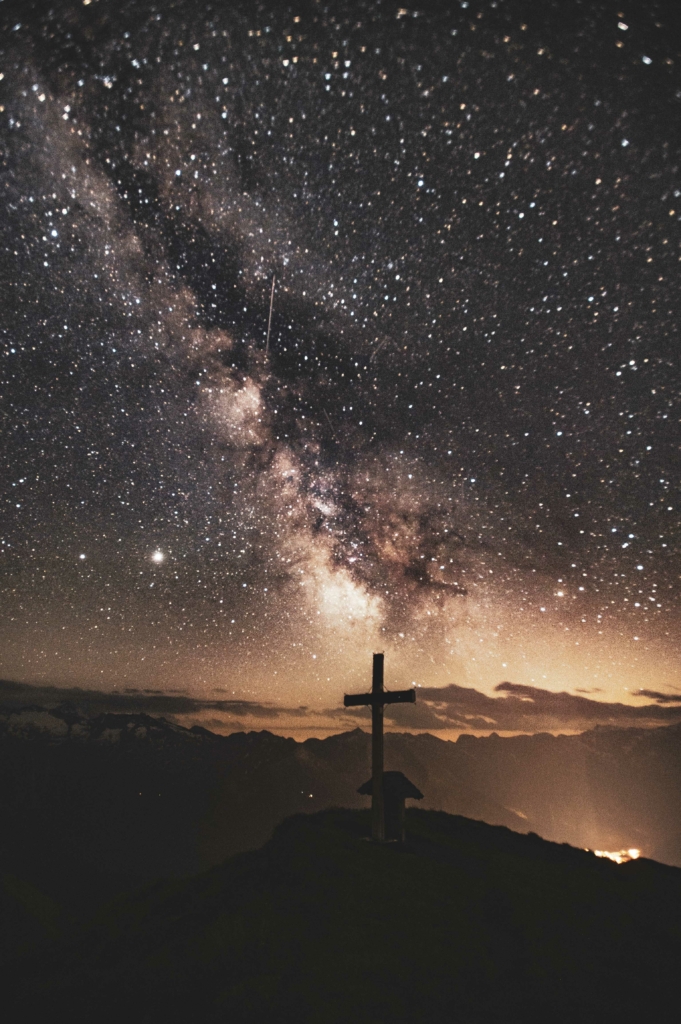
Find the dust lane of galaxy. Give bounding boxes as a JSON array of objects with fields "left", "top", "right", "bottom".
[{"left": 0, "top": 0, "right": 679, "bottom": 733}]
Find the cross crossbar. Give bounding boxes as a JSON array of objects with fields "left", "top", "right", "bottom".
[
  {"left": 343, "top": 653, "right": 417, "bottom": 841},
  {"left": 343, "top": 689, "right": 416, "bottom": 708}
]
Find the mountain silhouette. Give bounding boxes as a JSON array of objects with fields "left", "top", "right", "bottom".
[
  {"left": 6, "top": 809, "right": 681, "bottom": 1023},
  {"left": 2, "top": 704, "right": 680, "bottom": 914}
]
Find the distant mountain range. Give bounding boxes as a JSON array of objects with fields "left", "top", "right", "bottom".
[
  {"left": 6, "top": 809, "right": 681, "bottom": 1023},
  {"left": 1, "top": 699, "right": 680, "bottom": 917}
]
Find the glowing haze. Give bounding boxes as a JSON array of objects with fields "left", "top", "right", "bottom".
[{"left": 1, "top": 1, "right": 679, "bottom": 736}]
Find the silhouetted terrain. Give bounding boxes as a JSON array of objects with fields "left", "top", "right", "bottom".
[
  {"left": 2, "top": 704, "right": 681, "bottom": 914},
  {"left": 6, "top": 809, "right": 681, "bottom": 1023}
]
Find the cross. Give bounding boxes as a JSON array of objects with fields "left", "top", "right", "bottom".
[{"left": 344, "top": 653, "right": 416, "bottom": 841}]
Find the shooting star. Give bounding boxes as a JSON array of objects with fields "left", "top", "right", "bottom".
[{"left": 265, "top": 274, "right": 276, "bottom": 356}]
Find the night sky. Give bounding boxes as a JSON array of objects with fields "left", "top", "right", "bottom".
[{"left": 1, "top": 0, "right": 679, "bottom": 735}]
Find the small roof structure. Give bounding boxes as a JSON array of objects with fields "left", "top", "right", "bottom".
[{"left": 358, "top": 770, "right": 423, "bottom": 800}]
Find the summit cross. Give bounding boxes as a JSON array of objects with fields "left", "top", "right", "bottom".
[{"left": 344, "top": 653, "right": 416, "bottom": 841}]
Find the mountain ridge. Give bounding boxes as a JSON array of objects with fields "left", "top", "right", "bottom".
[{"left": 2, "top": 700, "right": 680, "bottom": 892}]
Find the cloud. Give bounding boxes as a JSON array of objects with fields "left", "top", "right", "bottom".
[
  {"left": 413, "top": 681, "right": 681, "bottom": 732},
  {"left": 634, "top": 689, "right": 681, "bottom": 705},
  {"left": 3, "top": 677, "right": 681, "bottom": 737},
  {"left": 0, "top": 678, "right": 295, "bottom": 721}
]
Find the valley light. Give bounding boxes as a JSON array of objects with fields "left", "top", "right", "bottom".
[{"left": 593, "top": 848, "right": 640, "bottom": 865}]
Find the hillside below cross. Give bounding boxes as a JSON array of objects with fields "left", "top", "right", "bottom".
[{"left": 344, "top": 653, "right": 416, "bottom": 841}]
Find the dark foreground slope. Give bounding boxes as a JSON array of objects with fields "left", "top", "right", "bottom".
[{"left": 8, "top": 809, "right": 681, "bottom": 1024}]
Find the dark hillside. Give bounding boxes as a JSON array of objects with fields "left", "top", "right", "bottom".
[{"left": 8, "top": 809, "right": 681, "bottom": 1024}]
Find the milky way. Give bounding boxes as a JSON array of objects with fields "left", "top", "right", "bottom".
[{"left": 1, "top": 0, "right": 679, "bottom": 731}]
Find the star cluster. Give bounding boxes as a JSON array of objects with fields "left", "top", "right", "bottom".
[{"left": 0, "top": 0, "right": 679, "bottom": 716}]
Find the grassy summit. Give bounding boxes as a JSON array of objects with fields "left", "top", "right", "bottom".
[{"left": 9, "top": 809, "right": 681, "bottom": 1023}]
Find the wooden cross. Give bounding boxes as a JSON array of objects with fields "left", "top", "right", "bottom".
[{"left": 344, "top": 653, "right": 416, "bottom": 841}]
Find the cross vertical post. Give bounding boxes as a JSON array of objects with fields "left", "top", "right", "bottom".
[
  {"left": 344, "top": 654, "right": 416, "bottom": 842},
  {"left": 371, "top": 653, "right": 385, "bottom": 841}
]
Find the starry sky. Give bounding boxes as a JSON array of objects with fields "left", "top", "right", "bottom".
[{"left": 1, "top": 0, "right": 679, "bottom": 736}]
